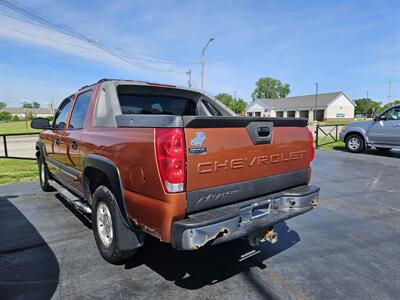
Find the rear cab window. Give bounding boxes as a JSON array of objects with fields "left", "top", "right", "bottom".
[
  {"left": 118, "top": 94, "right": 196, "bottom": 115},
  {"left": 116, "top": 84, "right": 228, "bottom": 117}
]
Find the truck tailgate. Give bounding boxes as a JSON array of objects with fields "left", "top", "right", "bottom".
[{"left": 183, "top": 117, "right": 312, "bottom": 212}]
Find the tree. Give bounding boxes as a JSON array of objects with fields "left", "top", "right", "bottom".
[
  {"left": 32, "top": 101, "right": 41, "bottom": 108},
  {"left": 382, "top": 100, "right": 400, "bottom": 111},
  {"left": 354, "top": 98, "right": 382, "bottom": 116},
  {"left": 231, "top": 98, "right": 247, "bottom": 114},
  {"left": 0, "top": 111, "right": 12, "bottom": 122},
  {"left": 0, "top": 101, "right": 6, "bottom": 109},
  {"left": 215, "top": 93, "right": 234, "bottom": 107},
  {"left": 251, "top": 77, "right": 290, "bottom": 100},
  {"left": 22, "top": 102, "right": 33, "bottom": 108},
  {"left": 215, "top": 93, "right": 247, "bottom": 114}
]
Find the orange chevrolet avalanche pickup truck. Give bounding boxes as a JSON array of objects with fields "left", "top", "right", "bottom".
[{"left": 31, "top": 79, "right": 319, "bottom": 263}]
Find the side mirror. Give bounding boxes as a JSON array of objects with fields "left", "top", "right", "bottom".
[{"left": 31, "top": 117, "right": 51, "bottom": 129}]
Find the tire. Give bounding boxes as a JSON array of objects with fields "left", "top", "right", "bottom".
[
  {"left": 92, "top": 185, "right": 137, "bottom": 263},
  {"left": 345, "top": 134, "right": 365, "bottom": 153},
  {"left": 38, "top": 155, "right": 55, "bottom": 192},
  {"left": 376, "top": 147, "right": 391, "bottom": 151}
]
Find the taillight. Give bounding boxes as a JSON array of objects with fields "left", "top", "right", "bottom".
[
  {"left": 155, "top": 128, "right": 186, "bottom": 193},
  {"left": 307, "top": 127, "right": 315, "bottom": 162}
]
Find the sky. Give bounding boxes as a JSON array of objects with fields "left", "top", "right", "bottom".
[{"left": 0, "top": 0, "right": 399, "bottom": 108}]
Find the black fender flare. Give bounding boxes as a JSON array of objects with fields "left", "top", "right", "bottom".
[
  {"left": 82, "top": 154, "right": 145, "bottom": 250},
  {"left": 82, "top": 154, "right": 129, "bottom": 225},
  {"left": 35, "top": 140, "right": 46, "bottom": 160}
]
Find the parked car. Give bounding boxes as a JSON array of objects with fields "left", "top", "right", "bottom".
[
  {"left": 31, "top": 79, "right": 319, "bottom": 263},
  {"left": 339, "top": 105, "right": 400, "bottom": 153}
]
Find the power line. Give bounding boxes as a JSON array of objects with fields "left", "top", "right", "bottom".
[
  {"left": 1, "top": 13, "right": 193, "bottom": 71},
  {"left": 0, "top": 0, "right": 193, "bottom": 74},
  {"left": 1, "top": 26, "right": 103, "bottom": 52}
]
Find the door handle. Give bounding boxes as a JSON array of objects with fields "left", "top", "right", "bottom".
[
  {"left": 71, "top": 140, "right": 78, "bottom": 150},
  {"left": 55, "top": 138, "right": 61, "bottom": 145},
  {"left": 393, "top": 123, "right": 400, "bottom": 127},
  {"left": 257, "top": 126, "right": 271, "bottom": 137}
]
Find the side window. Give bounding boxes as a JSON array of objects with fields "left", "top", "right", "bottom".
[
  {"left": 381, "top": 107, "right": 400, "bottom": 121},
  {"left": 202, "top": 100, "right": 223, "bottom": 116},
  {"left": 53, "top": 97, "right": 73, "bottom": 130},
  {"left": 69, "top": 90, "right": 92, "bottom": 129}
]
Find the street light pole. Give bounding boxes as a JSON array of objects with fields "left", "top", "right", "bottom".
[{"left": 200, "top": 38, "right": 214, "bottom": 91}]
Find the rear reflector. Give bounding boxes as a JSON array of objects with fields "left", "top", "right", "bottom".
[
  {"left": 155, "top": 128, "right": 186, "bottom": 193},
  {"left": 307, "top": 127, "right": 315, "bottom": 161}
]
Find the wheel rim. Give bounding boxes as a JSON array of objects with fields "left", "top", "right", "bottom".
[
  {"left": 40, "top": 161, "right": 46, "bottom": 183},
  {"left": 348, "top": 137, "right": 360, "bottom": 150},
  {"left": 97, "top": 202, "right": 113, "bottom": 247}
]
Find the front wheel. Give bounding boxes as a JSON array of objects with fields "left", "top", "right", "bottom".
[
  {"left": 38, "top": 155, "right": 54, "bottom": 192},
  {"left": 92, "top": 186, "right": 137, "bottom": 263},
  {"left": 345, "top": 134, "right": 365, "bottom": 153}
]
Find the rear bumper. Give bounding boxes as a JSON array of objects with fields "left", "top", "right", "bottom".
[{"left": 172, "top": 185, "right": 319, "bottom": 250}]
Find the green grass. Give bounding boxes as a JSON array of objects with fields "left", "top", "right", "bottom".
[
  {"left": 318, "top": 118, "right": 366, "bottom": 126},
  {"left": 316, "top": 136, "right": 346, "bottom": 151},
  {"left": 0, "top": 158, "right": 38, "bottom": 185},
  {"left": 0, "top": 121, "right": 40, "bottom": 134}
]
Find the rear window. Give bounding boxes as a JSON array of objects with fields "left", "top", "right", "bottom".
[{"left": 118, "top": 94, "right": 196, "bottom": 115}]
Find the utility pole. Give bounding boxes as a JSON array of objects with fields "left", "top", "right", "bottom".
[
  {"left": 388, "top": 80, "right": 392, "bottom": 104},
  {"left": 314, "top": 82, "right": 319, "bottom": 121},
  {"left": 200, "top": 38, "right": 214, "bottom": 91},
  {"left": 366, "top": 91, "right": 368, "bottom": 100},
  {"left": 234, "top": 90, "right": 238, "bottom": 100},
  {"left": 51, "top": 96, "right": 54, "bottom": 115},
  {"left": 187, "top": 70, "right": 192, "bottom": 88}
]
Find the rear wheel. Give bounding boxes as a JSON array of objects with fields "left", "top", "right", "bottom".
[
  {"left": 376, "top": 147, "right": 391, "bottom": 151},
  {"left": 92, "top": 185, "right": 137, "bottom": 263},
  {"left": 345, "top": 134, "right": 365, "bottom": 153},
  {"left": 38, "top": 155, "right": 54, "bottom": 192}
]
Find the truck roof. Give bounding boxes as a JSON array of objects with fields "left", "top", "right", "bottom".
[{"left": 79, "top": 78, "right": 204, "bottom": 95}]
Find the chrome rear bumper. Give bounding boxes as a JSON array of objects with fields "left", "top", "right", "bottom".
[{"left": 172, "top": 185, "right": 319, "bottom": 250}]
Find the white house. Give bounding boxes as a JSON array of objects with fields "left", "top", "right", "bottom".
[
  {"left": 0, "top": 107, "right": 53, "bottom": 118},
  {"left": 245, "top": 91, "right": 356, "bottom": 121}
]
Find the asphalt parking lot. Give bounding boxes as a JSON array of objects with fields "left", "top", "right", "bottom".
[{"left": 1, "top": 149, "right": 399, "bottom": 299}]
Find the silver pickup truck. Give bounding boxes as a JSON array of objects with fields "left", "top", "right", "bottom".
[{"left": 339, "top": 104, "right": 400, "bottom": 153}]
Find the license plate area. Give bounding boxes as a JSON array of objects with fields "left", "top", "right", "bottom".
[
  {"left": 239, "top": 199, "right": 274, "bottom": 225},
  {"left": 251, "top": 207, "right": 270, "bottom": 220}
]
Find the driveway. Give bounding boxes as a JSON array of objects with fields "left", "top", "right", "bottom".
[
  {"left": 0, "top": 135, "right": 37, "bottom": 158},
  {"left": 1, "top": 150, "right": 399, "bottom": 299}
]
